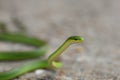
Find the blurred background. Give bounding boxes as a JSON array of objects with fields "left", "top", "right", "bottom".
[{"left": 0, "top": 0, "right": 120, "bottom": 80}]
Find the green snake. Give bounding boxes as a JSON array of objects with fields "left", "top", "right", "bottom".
[{"left": 0, "top": 25, "right": 84, "bottom": 80}]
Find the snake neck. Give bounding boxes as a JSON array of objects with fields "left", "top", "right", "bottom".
[{"left": 48, "top": 39, "right": 72, "bottom": 68}]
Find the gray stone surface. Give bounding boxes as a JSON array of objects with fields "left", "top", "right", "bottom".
[{"left": 0, "top": 0, "right": 120, "bottom": 80}]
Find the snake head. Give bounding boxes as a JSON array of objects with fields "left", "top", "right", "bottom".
[{"left": 67, "top": 36, "right": 84, "bottom": 43}]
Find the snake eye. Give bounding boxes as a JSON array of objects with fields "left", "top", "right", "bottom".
[{"left": 74, "top": 38, "right": 78, "bottom": 40}]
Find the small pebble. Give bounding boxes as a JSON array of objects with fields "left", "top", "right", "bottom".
[{"left": 35, "top": 69, "right": 45, "bottom": 75}]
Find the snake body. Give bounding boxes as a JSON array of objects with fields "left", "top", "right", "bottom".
[
  {"left": 0, "top": 33, "right": 47, "bottom": 60},
  {"left": 0, "top": 33, "right": 84, "bottom": 80}
]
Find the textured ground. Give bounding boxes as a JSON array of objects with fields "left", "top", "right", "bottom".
[{"left": 0, "top": 0, "right": 120, "bottom": 80}]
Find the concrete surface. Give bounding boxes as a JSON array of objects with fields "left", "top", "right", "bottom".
[{"left": 0, "top": 0, "right": 120, "bottom": 80}]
